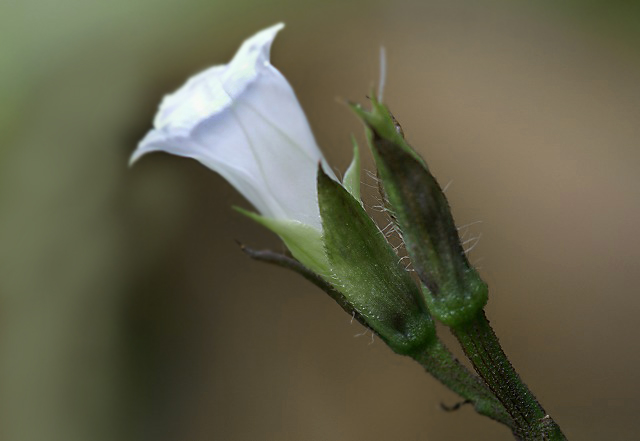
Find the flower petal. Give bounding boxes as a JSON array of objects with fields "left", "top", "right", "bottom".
[{"left": 131, "top": 23, "right": 330, "bottom": 230}]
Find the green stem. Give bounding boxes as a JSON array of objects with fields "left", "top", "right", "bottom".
[
  {"left": 241, "top": 246, "right": 523, "bottom": 434},
  {"left": 452, "top": 311, "right": 566, "bottom": 440},
  {"left": 413, "top": 339, "right": 513, "bottom": 428}
]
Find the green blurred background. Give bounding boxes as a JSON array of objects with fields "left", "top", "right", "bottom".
[{"left": 2, "top": 1, "right": 639, "bottom": 440}]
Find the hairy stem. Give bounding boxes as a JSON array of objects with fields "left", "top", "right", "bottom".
[
  {"left": 240, "top": 245, "right": 515, "bottom": 431},
  {"left": 452, "top": 312, "right": 566, "bottom": 440},
  {"left": 412, "top": 339, "right": 513, "bottom": 428}
]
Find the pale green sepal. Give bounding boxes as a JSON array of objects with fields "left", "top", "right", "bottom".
[
  {"left": 349, "top": 95, "right": 426, "bottom": 167},
  {"left": 234, "top": 207, "right": 330, "bottom": 276},
  {"left": 342, "top": 136, "right": 361, "bottom": 201}
]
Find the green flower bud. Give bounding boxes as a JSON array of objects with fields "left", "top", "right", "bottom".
[{"left": 352, "top": 98, "right": 487, "bottom": 327}]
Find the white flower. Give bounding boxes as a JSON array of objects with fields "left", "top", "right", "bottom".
[
  {"left": 131, "top": 23, "right": 361, "bottom": 274},
  {"left": 131, "top": 23, "right": 331, "bottom": 231}
]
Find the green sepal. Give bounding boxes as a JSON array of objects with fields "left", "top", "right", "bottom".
[
  {"left": 317, "top": 166, "right": 435, "bottom": 355},
  {"left": 353, "top": 100, "right": 488, "bottom": 327},
  {"left": 349, "top": 97, "right": 425, "bottom": 166},
  {"left": 234, "top": 207, "right": 330, "bottom": 277},
  {"left": 342, "top": 136, "right": 361, "bottom": 201}
]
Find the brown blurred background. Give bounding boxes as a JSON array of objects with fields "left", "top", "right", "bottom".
[{"left": 2, "top": 1, "right": 639, "bottom": 440}]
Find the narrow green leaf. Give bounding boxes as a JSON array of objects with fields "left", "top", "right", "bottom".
[{"left": 342, "top": 136, "right": 361, "bottom": 201}]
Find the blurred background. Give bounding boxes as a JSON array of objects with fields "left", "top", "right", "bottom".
[{"left": 2, "top": 1, "right": 639, "bottom": 440}]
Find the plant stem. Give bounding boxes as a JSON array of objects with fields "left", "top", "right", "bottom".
[
  {"left": 412, "top": 339, "right": 513, "bottom": 428},
  {"left": 452, "top": 311, "right": 566, "bottom": 440}
]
